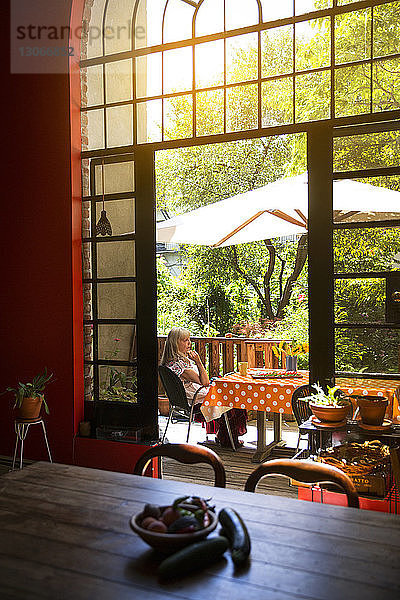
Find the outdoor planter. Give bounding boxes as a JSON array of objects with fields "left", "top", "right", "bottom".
[
  {"left": 307, "top": 383, "right": 352, "bottom": 423},
  {"left": 352, "top": 395, "right": 388, "bottom": 426},
  {"left": 309, "top": 402, "right": 351, "bottom": 423}
]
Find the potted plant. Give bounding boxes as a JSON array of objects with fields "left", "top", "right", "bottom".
[
  {"left": 2, "top": 368, "right": 54, "bottom": 419},
  {"left": 350, "top": 394, "right": 389, "bottom": 426},
  {"left": 307, "top": 383, "right": 352, "bottom": 423},
  {"left": 272, "top": 341, "right": 309, "bottom": 371}
]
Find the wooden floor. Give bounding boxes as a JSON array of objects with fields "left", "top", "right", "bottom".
[
  {"left": 162, "top": 442, "right": 299, "bottom": 498},
  {"left": 0, "top": 419, "right": 301, "bottom": 499}
]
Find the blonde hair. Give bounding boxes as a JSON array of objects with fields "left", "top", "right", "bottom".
[{"left": 161, "top": 327, "right": 191, "bottom": 365}]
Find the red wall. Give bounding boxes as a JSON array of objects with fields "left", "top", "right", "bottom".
[{"left": 0, "top": 0, "right": 85, "bottom": 464}]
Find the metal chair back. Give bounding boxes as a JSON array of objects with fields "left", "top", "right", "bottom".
[
  {"left": 244, "top": 458, "right": 359, "bottom": 508},
  {"left": 159, "top": 365, "right": 191, "bottom": 414},
  {"left": 291, "top": 384, "right": 313, "bottom": 426},
  {"left": 134, "top": 443, "right": 226, "bottom": 487},
  {"left": 158, "top": 365, "right": 197, "bottom": 443}
]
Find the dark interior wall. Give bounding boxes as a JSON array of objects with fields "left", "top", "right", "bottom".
[{"left": 0, "top": 0, "right": 84, "bottom": 463}]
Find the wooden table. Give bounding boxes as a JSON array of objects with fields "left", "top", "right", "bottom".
[{"left": 1, "top": 462, "right": 400, "bottom": 599}]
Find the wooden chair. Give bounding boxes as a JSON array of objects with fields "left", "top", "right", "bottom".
[
  {"left": 244, "top": 458, "right": 359, "bottom": 508},
  {"left": 133, "top": 443, "right": 226, "bottom": 488}
]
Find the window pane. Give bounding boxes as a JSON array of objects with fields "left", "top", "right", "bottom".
[
  {"left": 295, "top": 71, "right": 330, "bottom": 122},
  {"left": 95, "top": 161, "right": 134, "bottom": 195},
  {"left": 262, "top": 78, "right": 293, "bottom": 126},
  {"left": 226, "top": 33, "right": 258, "bottom": 85},
  {"left": 99, "top": 364, "right": 137, "bottom": 403},
  {"left": 334, "top": 227, "right": 400, "bottom": 273},
  {"left": 333, "top": 132, "right": 400, "bottom": 171},
  {"left": 195, "top": 0, "right": 224, "bottom": 36},
  {"left": 226, "top": 83, "right": 258, "bottom": 132},
  {"left": 335, "top": 278, "right": 386, "bottom": 324},
  {"left": 335, "top": 9, "right": 371, "bottom": 65},
  {"left": 196, "top": 90, "right": 224, "bottom": 136},
  {"left": 136, "top": 53, "right": 162, "bottom": 98},
  {"left": 135, "top": 0, "right": 167, "bottom": 49},
  {"left": 83, "top": 109, "right": 105, "bottom": 151},
  {"left": 137, "top": 100, "right": 162, "bottom": 143},
  {"left": 98, "top": 282, "right": 136, "bottom": 319},
  {"left": 163, "top": 46, "right": 193, "bottom": 94},
  {"left": 164, "top": 95, "right": 193, "bottom": 140},
  {"left": 225, "top": 0, "right": 260, "bottom": 30},
  {"left": 333, "top": 177, "right": 400, "bottom": 225},
  {"left": 85, "top": 0, "right": 107, "bottom": 59},
  {"left": 335, "top": 327, "right": 400, "bottom": 374},
  {"left": 105, "top": 60, "right": 132, "bottom": 104},
  {"left": 97, "top": 241, "right": 136, "bottom": 278},
  {"left": 373, "top": 57, "right": 400, "bottom": 113},
  {"left": 163, "top": 0, "right": 194, "bottom": 43},
  {"left": 295, "top": 18, "right": 330, "bottom": 71},
  {"left": 261, "top": 0, "right": 293, "bottom": 21},
  {"left": 106, "top": 105, "right": 133, "bottom": 147},
  {"left": 295, "top": 0, "right": 332, "bottom": 15},
  {"left": 196, "top": 40, "right": 224, "bottom": 88},
  {"left": 104, "top": 0, "right": 133, "bottom": 55},
  {"left": 98, "top": 324, "right": 136, "bottom": 361},
  {"left": 81, "top": 65, "right": 103, "bottom": 108},
  {"left": 261, "top": 26, "right": 293, "bottom": 78},
  {"left": 335, "top": 64, "right": 370, "bottom": 117},
  {"left": 96, "top": 199, "right": 135, "bottom": 235},
  {"left": 373, "top": 1, "right": 400, "bottom": 58}
]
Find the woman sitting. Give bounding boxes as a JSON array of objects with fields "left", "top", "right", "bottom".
[{"left": 160, "top": 327, "right": 247, "bottom": 448}]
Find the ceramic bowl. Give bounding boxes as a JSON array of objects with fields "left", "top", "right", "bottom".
[
  {"left": 129, "top": 506, "right": 218, "bottom": 554},
  {"left": 309, "top": 402, "right": 351, "bottom": 423}
]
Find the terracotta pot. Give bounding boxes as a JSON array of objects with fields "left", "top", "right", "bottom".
[
  {"left": 309, "top": 402, "right": 350, "bottom": 423},
  {"left": 354, "top": 395, "right": 388, "bottom": 426},
  {"left": 16, "top": 396, "right": 43, "bottom": 420}
]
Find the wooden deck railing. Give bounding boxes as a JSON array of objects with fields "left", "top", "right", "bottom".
[{"left": 157, "top": 336, "right": 290, "bottom": 378}]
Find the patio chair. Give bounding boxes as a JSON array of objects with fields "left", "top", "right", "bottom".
[
  {"left": 244, "top": 458, "right": 359, "bottom": 508},
  {"left": 133, "top": 442, "right": 226, "bottom": 487},
  {"left": 291, "top": 384, "right": 313, "bottom": 453},
  {"left": 158, "top": 365, "right": 207, "bottom": 443}
]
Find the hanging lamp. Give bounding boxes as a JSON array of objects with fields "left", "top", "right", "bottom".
[{"left": 95, "top": 159, "right": 113, "bottom": 236}]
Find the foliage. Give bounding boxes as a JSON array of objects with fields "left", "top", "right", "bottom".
[
  {"left": 1, "top": 368, "right": 54, "bottom": 414},
  {"left": 308, "top": 383, "right": 350, "bottom": 408},
  {"left": 231, "top": 319, "right": 274, "bottom": 338},
  {"left": 99, "top": 339, "right": 137, "bottom": 403},
  {"left": 272, "top": 340, "right": 309, "bottom": 358},
  {"left": 99, "top": 368, "right": 137, "bottom": 403}
]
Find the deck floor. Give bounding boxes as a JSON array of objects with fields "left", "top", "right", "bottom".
[{"left": 160, "top": 417, "right": 304, "bottom": 498}]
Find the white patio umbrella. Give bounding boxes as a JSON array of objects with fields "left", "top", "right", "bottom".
[{"left": 157, "top": 173, "right": 400, "bottom": 247}]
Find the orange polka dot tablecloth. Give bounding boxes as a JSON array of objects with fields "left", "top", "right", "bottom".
[
  {"left": 201, "top": 372, "right": 400, "bottom": 422},
  {"left": 337, "top": 377, "right": 400, "bottom": 421},
  {"left": 202, "top": 372, "right": 307, "bottom": 418}
]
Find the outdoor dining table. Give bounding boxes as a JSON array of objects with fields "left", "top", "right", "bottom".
[
  {"left": 203, "top": 370, "right": 309, "bottom": 462},
  {"left": 203, "top": 371, "right": 400, "bottom": 462},
  {"left": 1, "top": 461, "right": 400, "bottom": 600}
]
